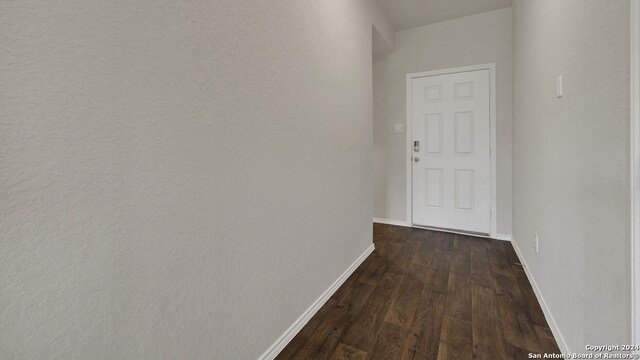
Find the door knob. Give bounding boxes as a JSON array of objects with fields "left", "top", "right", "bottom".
[{"left": 414, "top": 157, "right": 420, "bottom": 162}]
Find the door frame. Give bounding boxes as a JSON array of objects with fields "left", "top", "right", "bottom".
[
  {"left": 406, "top": 63, "right": 497, "bottom": 238},
  {"left": 631, "top": 0, "right": 639, "bottom": 347}
]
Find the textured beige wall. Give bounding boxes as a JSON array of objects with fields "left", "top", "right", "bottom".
[
  {"left": 0, "top": 1, "right": 390, "bottom": 359},
  {"left": 373, "top": 8, "right": 513, "bottom": 235},
  {"left": 512, "top": 0, "right": 630, "bottom": 351}
]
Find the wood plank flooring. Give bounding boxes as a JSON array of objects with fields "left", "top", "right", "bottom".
[{"left": 275, "top": 224, "right": 561, "bottom": 360}]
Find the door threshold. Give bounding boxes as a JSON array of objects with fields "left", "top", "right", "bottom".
[{"left": 411, "top": 224, "right": 489, "bottom": 238}]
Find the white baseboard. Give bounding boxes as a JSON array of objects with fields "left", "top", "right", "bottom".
[
  {"left": 510, "top": 238, "right": 570, "bottom": 354},
  {"left": 373, "top": 217, "right": 411, "bottom": 227},
  {"left": 258, "top": 243, "right": 375, "bottom": 360},
  {"left": 374, "top": 218, "right": 511, "bottom": 243},
  {"left": 491, "top": 233, "right": 512, "bottom": 242}
]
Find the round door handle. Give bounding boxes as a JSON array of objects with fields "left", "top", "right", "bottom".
[{"left": 414, "top": 157, "right": 420, "bottom": 162}]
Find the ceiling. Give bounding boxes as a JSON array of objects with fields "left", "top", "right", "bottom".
[{"left": 375, "top": 0, "right": 513, "bottom": 31}]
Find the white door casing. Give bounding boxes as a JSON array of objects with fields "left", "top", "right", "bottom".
[{"left": 408, "top": 66, "right": 494, "bottom": 235}]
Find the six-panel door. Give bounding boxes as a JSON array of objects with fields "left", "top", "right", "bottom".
[{"left": 411, "top": 69, "right": 491, "bottom": 234}]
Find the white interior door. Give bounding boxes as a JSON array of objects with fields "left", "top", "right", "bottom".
[{"left": 411, "top": 69, "right": 491, "bottom": 234}]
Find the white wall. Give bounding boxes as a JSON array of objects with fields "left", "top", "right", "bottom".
[
  {"left": 512, "top": 0, "right": 630, "bottom": 351},
  {"left": 0, "top": 1, "right": 390, "bottom": 359},
  {"left": 373, "top": 7, "right": 513, "bottom": 236}
]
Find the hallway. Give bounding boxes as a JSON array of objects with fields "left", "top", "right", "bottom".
[{"left": 276, "top": 224, "right": 560, "bottom": 359}]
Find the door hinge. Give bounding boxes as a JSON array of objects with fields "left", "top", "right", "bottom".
[{"left": 490, "top": 210, "right": 492, "bottom": 219}]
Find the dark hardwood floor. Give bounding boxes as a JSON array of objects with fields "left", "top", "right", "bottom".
[{"left": 275, "top": 224, "right": 561, "bottom": 360}]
